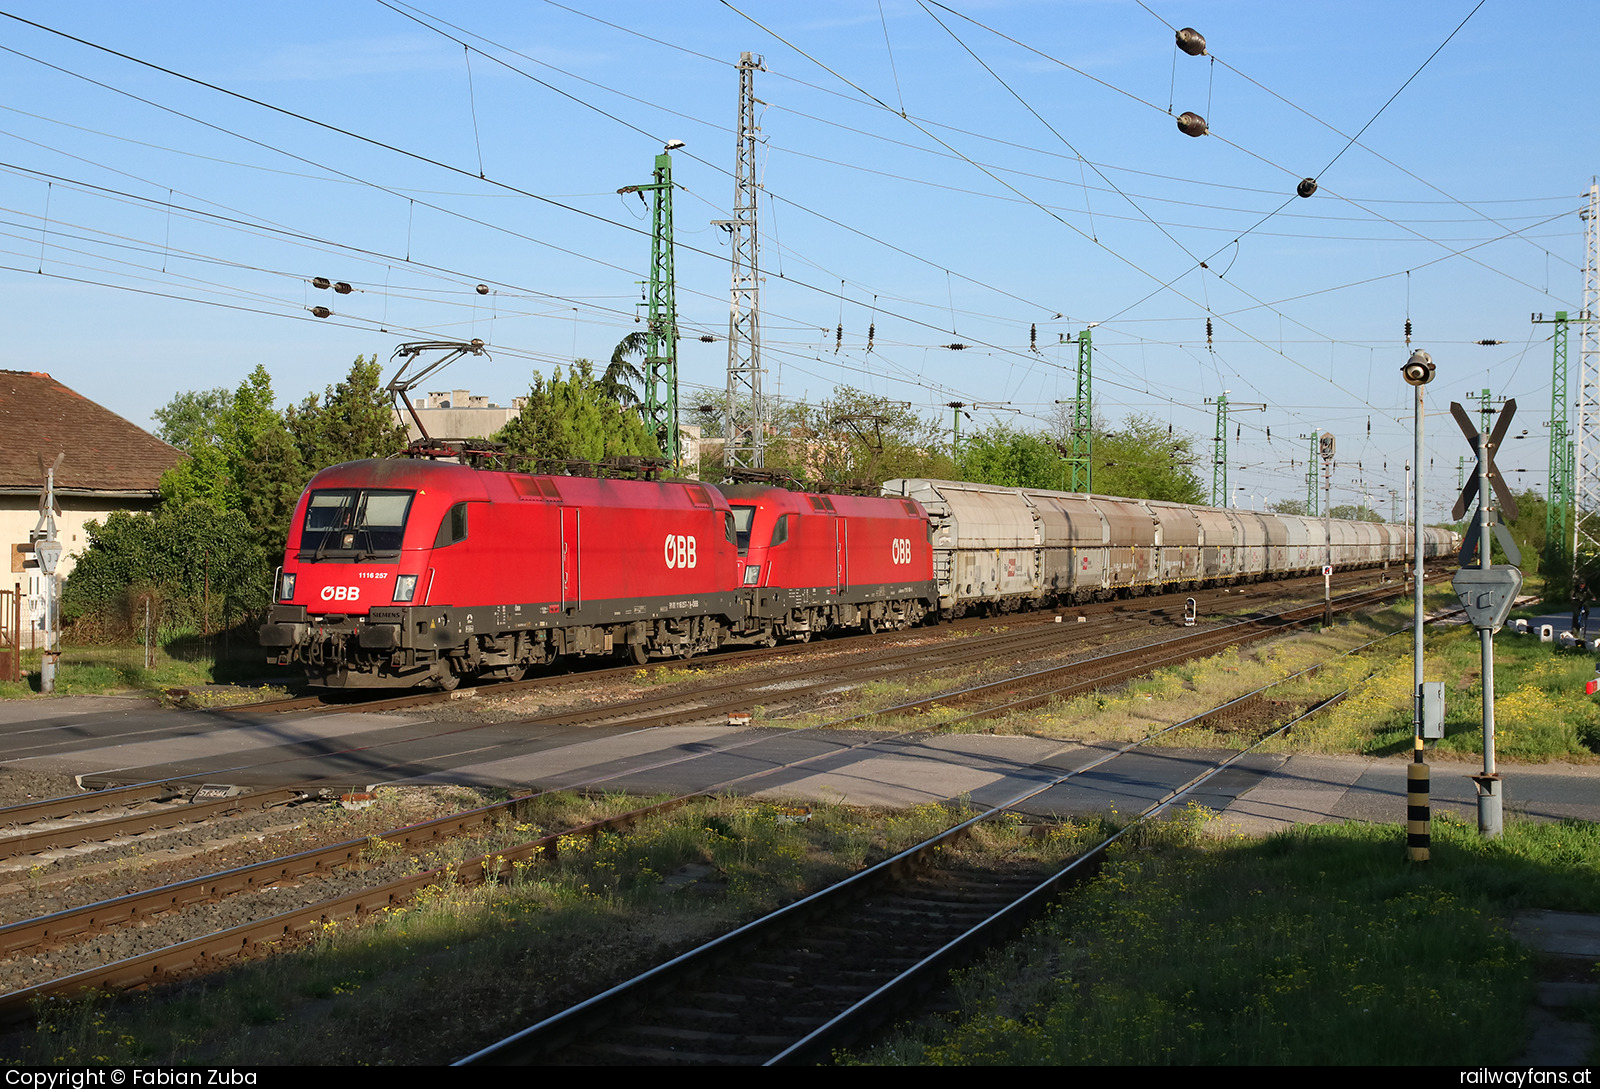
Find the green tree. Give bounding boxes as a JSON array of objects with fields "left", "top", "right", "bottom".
[
  {"left": 789, "top": 387, "right": 954, "bottom": 485},
  {"left": 960, "top": 424, "right": 1064, "bottom": 489},
  {"left": 1270, "top": 498, "right": 1310, "bottom": 516},
  {"left": 61, "top": 503, "right": 266, "bottom": 638},
  {"left": 493, "top": 360, "right": 660, "bottom": 467},
  {"left": 1093, "top": 416, "right": 1205, "bottom": 503},
  {"left": 1329, "top": 505, "right": 1384, "bottom": 523},
  {"left": 601, "top": 331, "right": 647, "bottom": 406},
  {"left": 286, "top": 355, "right": 407, "bottom": 472}
]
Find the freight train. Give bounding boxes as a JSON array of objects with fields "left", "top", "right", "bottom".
[{"left": 259, "top": 459, "right": 1453, "bottom": 689}]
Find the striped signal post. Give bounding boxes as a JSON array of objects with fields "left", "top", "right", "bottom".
[{"left": 1401, "top": 351, "right": 1435, "bottom": 861}]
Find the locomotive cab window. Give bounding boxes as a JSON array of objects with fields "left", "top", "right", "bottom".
[
  {"left": 729, "top": 504, "right": 755, "bottom": 554},
  {"left": 433, "top": 502, "right": 469, "bottom": 548},
  {"left": 300, "top": 489, "right": 413, "bottom": 560},
  {"left": 770, "top": 514, "right": 790, "bottom": 547}
]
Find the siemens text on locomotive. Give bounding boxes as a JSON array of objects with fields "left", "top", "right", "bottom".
[{"left": 259, "top": 462, "right": 1453, "bottom": 689}]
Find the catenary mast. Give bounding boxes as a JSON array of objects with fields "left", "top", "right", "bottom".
[{"left": 719, "top": 53, "right": 767, "bottom": 471}]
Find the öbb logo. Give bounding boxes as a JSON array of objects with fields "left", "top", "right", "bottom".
[
  {"left": 320, "top": 585, "right": 361, "bottom": 602},
  {"left": 891, "top": 538, "right": 913, "bottom": 564},
  {"left": 664, "top": 534, "right": 698, "bottom": 569}
]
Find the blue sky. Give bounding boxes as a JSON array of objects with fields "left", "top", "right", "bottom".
[{"left": 0, "top": 1, "right": 1592, "bottom": 519}]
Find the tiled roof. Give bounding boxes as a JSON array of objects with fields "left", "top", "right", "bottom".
[{"left": 0, "top": 371, "right": 182, "bottom": 493}]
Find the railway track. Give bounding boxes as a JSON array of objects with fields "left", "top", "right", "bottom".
[
  {"left": 0, "top": 571, "right": 1418, "bottom": 1019},
  {"left": 459, "top": 677, "right": 1358, "bottom": 1065},
  {"left": 0, "top": 792, "right": 700, "bottom": 1018},
  {"left": 229, "top": 566, "right": 1412, "bottom": 718}
]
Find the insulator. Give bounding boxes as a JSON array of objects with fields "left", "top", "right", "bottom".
[
  {"left": 946, "top": 343, "right": 967, "bottom": 351},
  {"left": 835, "top": 323, "right": 843, "bottom": 353},
  {"left": 1206, "top": 318, "right": 1213, "bottom": 346},
  {"left": 1266, "top": 426, "right": 1271, "bottom": 440},
  {"left": 1175, "top": 27, "right": 1207, "bottom": 56},
  {"left": 1030, "top": 322, "right": 1037, "bottom": 350},
  {"left": 1169, "top": 423, "right": 1173, "bottom": 435},
  {"left": 1478, "top": 339, "right": 1504, "bottom": 345},
  {"left": 333, "top": 281, "right": 352, "bottom": 294},
  {"left": 311, "top": 277, "right": 331, "bottom": 290},
  {"left": 1176, "top": 111, "right": 1208, "bottom": 137},
  {"left": 1235, "top": 423, "right": 1240, "bottom": 441},
  {"left": 1296, "top": 177, "right": 1317, "bottom": 198},
  {"left": 699, "top": 334, "right": 714, "bottom": 342},
  {"left": 310, "top": 305, "right": 332, "bottom": 318},
  {"left": 476, "top": 284, "right": 490, "bottom": 295},
  {"left": 1367, "top": 417, "right": 1371, "bottom": 436},
  {"left": 867, "top": 322, "right": 875, "bottom": 352},
  {"left": 1404, "top": 319, "right": 1412, "bottom": 345}
]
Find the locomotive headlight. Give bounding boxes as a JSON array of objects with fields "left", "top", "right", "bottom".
[
  {"left": 278, "top": 571, "right": 296, "bottom": 601},
  {"left": 743, "top": 565, "right": 761, "bottom": 586},
  {"left": 394, "top": 574, "right": 418, "bottom": 602}
]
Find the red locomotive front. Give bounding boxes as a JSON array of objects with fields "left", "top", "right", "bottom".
[
  {"left": 261, "top": 459, "right": 745, "bottom": 688},
  {"left": 719, "top": 484, "right": 937, "bottom": 641}
]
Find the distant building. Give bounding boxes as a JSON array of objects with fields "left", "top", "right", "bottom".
[
  {"left": 395, "top": 389, "right": 527, "bottom": 442},
  {"left": 0, "top": 370, "right": 184, "bottom": 640}
]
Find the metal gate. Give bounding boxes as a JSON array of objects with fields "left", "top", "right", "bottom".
[{"left": 0, "top": 582, "right": 19, "bottom": 683}]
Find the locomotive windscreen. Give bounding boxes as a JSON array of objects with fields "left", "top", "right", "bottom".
[
  {"left": 730, "top": 504, "right": 755, "bottom": 554},
  {"left": 300, "top": 489, "right": 414, "bottom": 558}
]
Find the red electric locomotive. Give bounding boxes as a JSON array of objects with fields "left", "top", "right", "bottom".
[
  {"left": 261, "top": 461, "right": 943, "bottom": 689},
  {"left": 719, "top": 484, "right": 938, "bottom": 641},
  {"left": 260, "top": 459, "right": 755, "bottom": 688}
]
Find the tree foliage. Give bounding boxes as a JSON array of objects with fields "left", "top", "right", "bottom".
[
  {"left": 60, "top": 503, "right": 266, "bottom": 638},
  {"left": 65, "top": 355, "right": 403, "bottom": 637},
  {"left": 958, "top": 414, "right": 1204, "bottom": 503},
  {"left": 493, "top": 360, "right": 660, "bottom": 466},
  {"left": 285, "top": 355, "right": 407, "bottom": 472}
]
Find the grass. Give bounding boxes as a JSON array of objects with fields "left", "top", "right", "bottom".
[
  {"left": 978, "top": 588, "right": 1600, "bottom": 763},
  {"left": 0, "top": 644, "right": 287, "bottom": 704},
  {"left": 6, "top": 793, "right": 1083, "bottom": 1066},
  {"left": 851, "top": 813, "right": 1600, "bottom": 1066}
]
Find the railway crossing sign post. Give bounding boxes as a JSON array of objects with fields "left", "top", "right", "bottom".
[{"left": 1450, "top": 396, "right": 1520, "bottom": 838}]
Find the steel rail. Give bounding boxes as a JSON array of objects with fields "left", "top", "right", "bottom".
[
  {"left": 455, "top": 641, "right": 1380, "bottom": 1066},
  {"left": 0, "top": 780, "right": 183, "bottom": 828},
  {"left": 767, "top": 689, "right": 1354, "bottom": 1065},
  {"left": 0, "top": 794, "right": 702, "bottom": 1019},
  {"left": 0, "top": 787, "right": 309, "bottom": 862}
]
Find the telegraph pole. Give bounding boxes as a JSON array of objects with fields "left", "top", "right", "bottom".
[
  {"left": 619, "top": 141, "right": 683, "bottom": 466},
  {"left": 716, "top": 53, "right": 766, "bottom": 471}
]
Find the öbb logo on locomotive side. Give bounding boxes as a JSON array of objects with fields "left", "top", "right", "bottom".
[
  {"left": 664, "top": 534, "right": 698, "bottom": 569},
  {"left": 891, "top": 537, "right": 913, "bottom": 564},
  {"left": 320, "top": 585, "right": 361, "bottom": 602}
]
